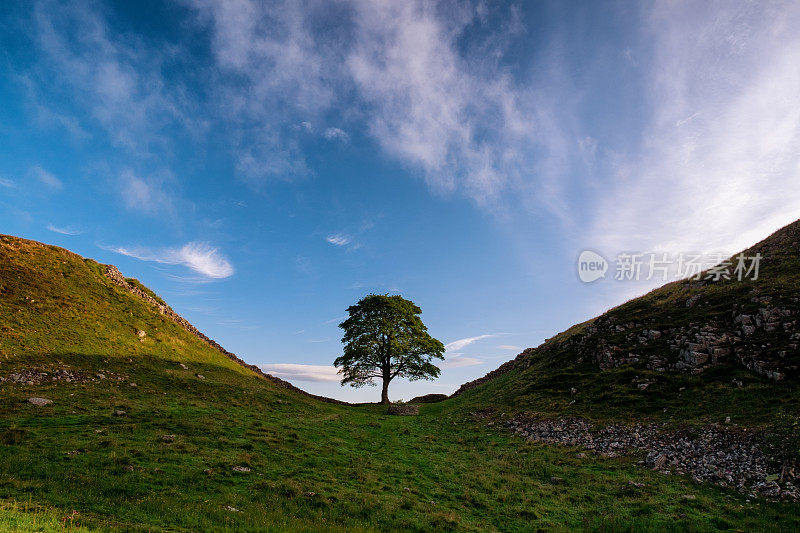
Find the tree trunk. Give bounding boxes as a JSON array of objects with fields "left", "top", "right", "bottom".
[{"left": 380, "top": 378, "right": 390, "bottom": 404}]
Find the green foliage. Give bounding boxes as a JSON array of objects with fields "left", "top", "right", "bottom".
[{"left": 335, "top": 294, "right": 444, "bottom": 403}]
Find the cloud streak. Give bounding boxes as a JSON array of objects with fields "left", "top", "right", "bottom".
[
  {"left": 47, "top": 224, "right": 81, "bottom": 236},
  {"left": 112, "top": 242, "right": 234, "bottom": 279},
  {"left": 444, "top": 334, "right": 496, "bottom": 353},
  {"left": 325, "top": 234, "right": 351, "bottom": 246},
  {"left": 260, "top": 363, "right": 341, "bottom": 383},
  {"left": 30, "top": 165, "right": 62, "bottom": 190}
]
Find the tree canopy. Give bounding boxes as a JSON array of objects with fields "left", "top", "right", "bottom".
[{"left": 334, "top": 294, "right": 444, "bottom": 404}]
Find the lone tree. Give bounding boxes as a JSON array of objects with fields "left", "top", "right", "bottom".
[{"left": 335, "top": 294, "right": 444, "bottom": 404}]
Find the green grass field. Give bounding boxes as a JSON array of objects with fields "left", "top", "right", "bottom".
[
  {"left": 2, "top": 234, "right": 800, "bottom": 530},
  {"left": 2, "top": 361, "right": 798, "bottom": 532}
]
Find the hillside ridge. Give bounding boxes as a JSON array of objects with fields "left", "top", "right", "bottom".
[
  {"left": 103, "top": 264, "right": 348, "bottom": 405},
  {"left": 454, "top": 218, "right": 800, "bottom": 396}
]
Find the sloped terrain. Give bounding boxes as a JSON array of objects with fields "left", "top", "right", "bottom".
[
  {"left": 1, "top": 234, "right": 799, "bottom": 530},
  {"left": 452, "top": 219, "right": 800, "bottom": 425}
]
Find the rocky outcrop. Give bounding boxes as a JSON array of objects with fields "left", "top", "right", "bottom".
[
  {"left": 103, "top": 265, "right": 349, "bottom": 405},
  {"left": 453, "top": 219, "right": 800, "bottom": 396}
]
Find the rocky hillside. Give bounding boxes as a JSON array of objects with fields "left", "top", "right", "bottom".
[
  {"left": 0, "top": 234, "right": 343, "bottom": 403},
  {"left": 455, "top": 219, "right": 800, "bottom": 397}
]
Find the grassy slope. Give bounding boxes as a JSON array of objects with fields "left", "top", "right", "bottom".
[
  {"left": 451, "top": 220, "right": 800, "bottom": 427},
  {"left": 0, "top": 235, "right": 799, "bottom": 530}
]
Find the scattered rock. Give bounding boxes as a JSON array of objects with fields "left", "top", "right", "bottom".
[
  {"left": 505, "top": 414, "right": 799, "bottom": 500},
  {"left": 162, "top": 434, "right": 175, "bottom": 442},
  {"left": 179, "top": 363, "right": 188, "bottom": 370},
  {"left": 27, "top": 397, "right": 52, "bottom": 406},
  {"left": 195, "top": 374, "right": 205, "bottom": 380},
  {"left": 224, "top": 506, "right": 241, "bottom": 512},
  {"left": 304, "top": 492, "right": 316, "bottom": 498},
  {"left": 681, "top": 494, "right": 697, "bottom": 501},
  {"left": 232, "top": 466, "right": 251, "bottom": 473},
  {"left": 137, "top": 330, "right": 146, "bottom": 338},
  {"left": 386, "top": 404, "right": 419, "bottom": 416},
  {"left": 123, "top": 465, "right": 134, "bottom": 472},
  {"left": 113, "top": 410, "right": 126, "bottom": 417}
]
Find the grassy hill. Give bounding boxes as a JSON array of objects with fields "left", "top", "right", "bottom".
[
  {"left": 1, "top": 234, "right": 799, "bottom": 530},
  {"left": 450, "top": 219, "right": 800, "bottom": 426}
]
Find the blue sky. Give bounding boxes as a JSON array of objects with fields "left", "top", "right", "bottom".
[{"left": 1, "top": 1, "right": 799, "bottom": 402}]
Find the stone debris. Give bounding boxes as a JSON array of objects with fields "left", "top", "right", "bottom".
[
  {"left": 1, "top": 367, "right": 127, "bottom": 386},
  {"left": 232, "top": 466, "right": 251, "bottom": 473},
  {"left": 27, "top": 397, "right": 53, "bottom": 406},
  {"left": 504, "top": 414, "right": 800, "bottom": 501}
]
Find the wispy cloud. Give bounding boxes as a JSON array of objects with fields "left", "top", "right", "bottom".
[
  {"left": 47, "top": 224, "right": 81, "bottom": 236},
  {"left": 587, "top": 2, "right": 800, "bottom": 265},
  {"left": 188, "top": 1, "right": 568, "bottom": 209},
  {"left": 0, "top": 178, "right": 15, "bottom": 188},
  {"left": 326, "top": 234, "right": 351, "bottom": 246},
  {"left": 323, "top": 127, "right": 349, "bottom": 142},
  {"left": 30, "top": 165, "right": 62, "bottom": 190},
  {"left": 32, "top": 0, "right": 193, "bottom": 151},
  {"left": 444, "top": 334, "right": 496, "bottom": 353},
  {"left": 441, "top": 356, "right": 483, "bottom": 369},
  {"left": 111, "top": 242, "right": 234, "bottom": 279},
  {"left": 498, "top": 344, "right": 521, "bottom": 351},
  {"left": 118, "top": 170, "right": 174, "bottom": 216},
  {"left": 260, "top": 363, "right": 341, "bottom": 383}
]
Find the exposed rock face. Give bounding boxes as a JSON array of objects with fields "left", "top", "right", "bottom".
[
  {"left": 103, "top": 265, "right": 349, "bottom": 405},
  {"left": 503, "top": 414, "right": 800, "bottom": 501}
]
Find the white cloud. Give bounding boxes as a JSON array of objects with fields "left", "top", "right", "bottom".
[
  {"left": 118, "top": 170, "right": 174, "bottom": 215},
  {"left": 587, "top": 2, "right": 800, "bottom": 263},
  {"left": 323, "top": 127, "right": 349, "bottom": 142},
  {"left": 441, "top": 356, "right": 483, "bottom": 369},
  {"left": 32, "top": 0, "right": 192, "bottom": 151},
  {"left": 326, "top": 234, "right": 351, "bottom": 246},
  {"left": 260, "top": 363, "right": 341, "bottom": 383},
  {"left": 188, "top": 1, "right": 567, "bottom": 207},
  {"left": 0, "top": 178, "right": 15, "bottom": 188},
  {"left": 30, "top": 165, "right": 62, "bottom": 190},
  {"left": 112, "top": 242, "right": 234, "bottom": 279},
  {"left": 444, "top": 334, "right": 496, "bottom": 352},
  {"left": 498, "top": 344, "right": 521, "bottom": 351},
  {"left": 47, "top": 224, "right": 81, "bottom": 236}
]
